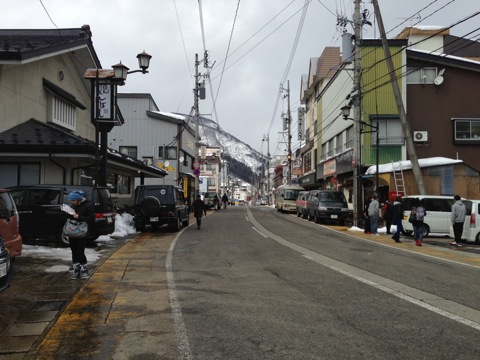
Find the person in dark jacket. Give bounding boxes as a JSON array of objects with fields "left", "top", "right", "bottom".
[
  {"left": 66, "top": 190, "right": 94, "bottom": 280},
  {"left": 383, "top": 200, "right": 393, "bottom": 235},
  {"left": 391, "top": 196, "right": 403, "bottom": 243},
  {"left": 411, "top": 198, "right": 427, "bottom": 246},
  {"left": 193, "top": 195, "right": 207, "bottom": 230},
  {"left": 222, "top": 193, "right": 228, "bottom": 209},
  {"left": 363, "top": 197, "right": 372, "bottom": 234}
]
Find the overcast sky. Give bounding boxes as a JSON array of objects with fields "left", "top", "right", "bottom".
[{"left": 1, "top": 0, "right": 478, "bottom": 157}]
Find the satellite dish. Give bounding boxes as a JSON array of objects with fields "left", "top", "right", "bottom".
[
  {"left": 164, "top": 161, "right": 170, "bottom": 167},
  {"left": 434, "top": 76, "right": 444, "bottom": 86},
  {"left": 179, "top": 156, "right": 184, "bottom": 162}
]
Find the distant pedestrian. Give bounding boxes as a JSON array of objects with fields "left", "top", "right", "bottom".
[
  {"left": 368, "top": 195, "right": 380, "bottom": 235},
  {"left": 213, "top": 195, "right": 220, "bottom": 211},
  {"left": 363, "top": 197, "right": 372, "bottom": 234},
  {"left": 391, "top": 196, "right": 403, "bottom": 243},
  {"left": 412, "top": 198, "right": 426, "bottom": 246},
  {"left": 66, "top": 190, "right": 94, "bottom": 280},
  {"left": 193, "top": 195, "right": 207, "bottom": 230},
  {"left": 383, "top": 200, "right": 393, "bottom": 235},
  {"left": 450, "top": 194, "right": 466, "bottom": 247},
  {"left": 222, "top": 193, "right": 228, "bottom": 209}
]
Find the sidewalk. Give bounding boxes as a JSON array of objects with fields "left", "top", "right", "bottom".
[{"left": 27, "top": 231, "right": 178, "bottom": 359}]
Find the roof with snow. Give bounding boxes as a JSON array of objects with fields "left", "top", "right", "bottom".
[{"left": 365, "top": 157, "right": 463, "bottom": 175}]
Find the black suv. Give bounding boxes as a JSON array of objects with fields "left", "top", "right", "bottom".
[
  {"left": 133, "top": 185, "right": 189, "bottom": 232},
  {"left": 8, "top": 185, "right": 115, "bottom": 246}
]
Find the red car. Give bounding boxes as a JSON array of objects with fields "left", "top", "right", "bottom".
[{"left": 296, "top": 191, "right": 310, "bottom": 219}]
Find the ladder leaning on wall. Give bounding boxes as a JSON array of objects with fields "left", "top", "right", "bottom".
[{"left": 392, "top": 160, "right": 406, "bottom": 197}]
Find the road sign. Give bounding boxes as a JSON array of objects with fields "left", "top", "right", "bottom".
[
  {"left": 193, "top": 161, "right": 200, "bottom": 169},
  {"left": 194, "top": 169, "right": 200, "bottom": 176}
]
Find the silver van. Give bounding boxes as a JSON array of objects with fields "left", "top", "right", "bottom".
[{"left": 401, "top": 195, "right": 457, "bottom": 237}]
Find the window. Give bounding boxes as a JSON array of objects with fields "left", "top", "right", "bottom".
[
  {"left": 371, "top": 117, "right": 403, "bottom": 145},
  {"left": 207, "top": 177, "right": 216, "bottom": 186},
  {"left": 48, "top": 95, "right": 76, "bottom": 130},
  {"left": 454, "top": 119, "right": 480, "bottom": 142},
  {"left": 346, "top": 126, "right": 354, "bottom": 149},
  {"left": 159, "top": 146, "right": 177, "bottom": 160},
  {"left": 106, "top": 173, "right": 131, "bottom": 195},
  {"left": 313, "top": 120, "right": 318, "bottom": 136},
  {"left": 327, "top": 138, "right": 334, "bottom": 158},
  {"left": 406, "top": 67, "right": 437, "bottom": 84},
  {"left": 0, "top": 163, "right": 40, "bottom": 187},
  {"left": 119, "top": 146, "right": 137, "bottom": 159},
  {"left": 321, "top": 143, "right": 327, "bottom": 161},
  {"left": 143, "top": 157, "right": 153, "bottom": 165},
  {"left": 335, "top": 133, "right": 343, "bottom": 154}
]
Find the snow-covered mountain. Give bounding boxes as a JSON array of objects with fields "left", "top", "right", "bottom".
[{"left": 181, "top": 114, "right": 267, "bottom": 184}]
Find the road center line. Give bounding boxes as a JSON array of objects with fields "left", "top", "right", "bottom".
[{"left": 246, "top": 206, "right": 480, "bottom": 331}]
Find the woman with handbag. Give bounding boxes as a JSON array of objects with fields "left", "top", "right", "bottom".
[{"left": 65, "top": 190, "right": 94, "bottom": 280}]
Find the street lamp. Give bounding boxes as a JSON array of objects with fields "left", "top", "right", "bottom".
[
  {"left": 84, "top": 51, "right": 152, "bottom": 187},
  {"left": 341, "top": 103, "right": 379, "bottom": 199}
]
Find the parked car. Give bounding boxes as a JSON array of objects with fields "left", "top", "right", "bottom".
[
  {"left": 0, "top": 235, "right": 12, "bottom": 292},
  {"left": 203, "top": 192, "right": 218, "bottom": 209},
  {"left": 275, "top": 184, "right": 305, "bottom": 212},
  {"left": 296, "top": 191, "right": 310, "bottom": 218},
  {"left": 306, "top": 190, "right": 349, "bottom": 225},
  {"left": 448, "top": 199, "right": 480, "bottom": 243},
  {"left": 401, "top": 195, "right": 458, "bottom": 237},
  {"left": 133, "top": 185, "right": 189, "bottom": 232},
  {"left": 8, "top": 185, "right": 115, "bottom": 246},
  {"left": 260, "top": 197, "right": 268, "bottom": 206},
  {"left": 0, "top": 189, "right": 22, "bottom": 258}
]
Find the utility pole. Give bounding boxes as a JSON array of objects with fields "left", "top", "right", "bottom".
[
  {"left": 286, "top": 80, "right": 292, "bottom": 185},
  {"left": 372, "top": 0, "right": 426, "bottom": 195},
  {"left": 352, "top": 0, "right": 362, "bottom": 227},
  {"left": 263, "top": 134, "right": 270, "bottom": 204},
  {"left": 194, "top": 53, "right": 200, "bottom": 200}
]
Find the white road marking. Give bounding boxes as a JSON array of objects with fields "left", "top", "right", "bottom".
[
  {"left": 246, "top": 206, "right": 480, "bottom": 331},
  {"left": 166, "top": 227, "right": 193, "bottom": 360},
  {"left": 252, "top": 227, "right": 268, "bottom": 238}
]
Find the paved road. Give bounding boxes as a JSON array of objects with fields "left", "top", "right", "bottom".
[{"left": 2, "top": 206, "right": 480, "bottom": 359}]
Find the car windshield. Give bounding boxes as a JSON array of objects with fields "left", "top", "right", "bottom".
[
  {"left": 285, "top": 190, "right": 301, "bottom": 200},
  {"left": 319, "top": 192, "right": 346, "bottom": 203}
]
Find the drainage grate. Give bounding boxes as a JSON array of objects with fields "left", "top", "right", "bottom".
[{"left": 30, "top": 300, "right": 65, "bottom": 312}]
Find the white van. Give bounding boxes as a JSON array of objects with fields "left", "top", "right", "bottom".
[
  {"left": 448, "top": 199, "right": 480, "bottom": 243},
  {"left": 401, "top": 195, "right": 457, "bottom": 237},
  {"left": 275, "top": 185, "right": 305, "bottom": 212}
]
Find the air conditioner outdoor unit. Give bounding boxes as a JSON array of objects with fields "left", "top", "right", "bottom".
[{"left": 413, "top": 131, "right": 428, "bottom": 142}]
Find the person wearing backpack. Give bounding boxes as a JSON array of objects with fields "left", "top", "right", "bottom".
[{"left": 412, "top": 198, "right": 426, "bottom": 246}]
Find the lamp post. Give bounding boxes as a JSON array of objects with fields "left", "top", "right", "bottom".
[
  {"left": 84, "top": 51, "right": 152, "bottom": 187},
  {"left": 341, "top": 104, "right": 379, "bottom": 222}
]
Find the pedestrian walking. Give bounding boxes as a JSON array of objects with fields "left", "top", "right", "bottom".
[
  {"left": 368, "top": 195, "right": 380, "bottom": 235},
  {"left": 450, "top": 194, "right": 466, "bottom": 247},
  {"left": 193, "top": 195, "right": 207, "bottom": 230},
  {"left": 222, "top": 193, "right": 228, "bottom": 209},
  {"left": 411, "top": 198, "right": 426, "bottom": 246},
  {"left": 213, "top": 194, "right": 220, "bottom": 211},
  {"left": 65, "top": 190, "right": 94, "bottom": 280},
  {"left": 383, "top": 199, "right": 393, "bottom": 235},
  {"left": 391, "top": 196, "right": 403, "bottom": 243}
]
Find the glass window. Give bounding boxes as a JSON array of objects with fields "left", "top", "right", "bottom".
[
  {"left": 346, "top": 126, "right": 354, "bottom": 149},
  {"left": 119, "top": 146, "right": 137, "bottom": 159},
  {"left": 335, "top": 133, "right": 343, "bottom": 154},
  {"left": 406, "top": 67, "right": 437, "bottom": 84},
  {"left": 0, "top": 163, "right": 40, "bottom": 187},
  {"left": 373, "top": 119, "right": 403, "bottom": 145},
  {"left": 454, "top": 119, "right": 480, "bottom": 140},
  {"left": 159, "top": 146, "right": 177, "bottom": 160}
]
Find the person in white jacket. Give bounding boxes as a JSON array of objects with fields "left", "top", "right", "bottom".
[{"left": 450, "top": 195, "right": 466, "bottom": 247}]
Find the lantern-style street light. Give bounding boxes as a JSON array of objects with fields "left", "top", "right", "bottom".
[{"left": 84, "top": 51, "right": 152, "bottom": 187}]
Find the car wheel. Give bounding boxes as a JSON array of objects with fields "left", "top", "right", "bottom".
[
  {"left": 302, "top": 211, "right": 307, "bottom": 219},
  {"left": 475, "top": 233, "right": 480, "bottom": 244},
  {"left": 296, "top": 209, "right": 301, "bottom": 217},
  {"left": 182, "top": 212, "right": 189, "bottom": 226},
  {"left": 314, "top": 211, "right": 320, "bottom": 223},
  {"left": 308, "top": 211, "right": 313, "bottom": 221},
  {"left": 135, "top": 226, "right": 145, "bottom": 232},
  {"left": 140, "top": 196, "right": 161, "bottom": 217},
  {"left": 423, "top": 224, "right": 430, "bottom": 237},
  {"left": 170, "top": 216, "right": 181, "bottom": 231}
]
